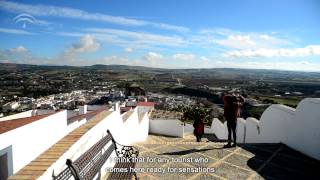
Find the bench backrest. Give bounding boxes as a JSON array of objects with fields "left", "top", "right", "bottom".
[{"left": 53, "top": 130, "right": 116, "bottom": 180}]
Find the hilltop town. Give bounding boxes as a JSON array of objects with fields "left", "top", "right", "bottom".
[{"left": 1, "top": 63, "right": 320, "bottom": 121}]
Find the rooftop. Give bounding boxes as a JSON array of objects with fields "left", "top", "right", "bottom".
[
  {"left": 132, "top": 134, "right": 320, "bottom": 180},
  {"left": 67, "top": 110, "right": 102, "bottom": 124},
  {"left": 137, "top": 102, "right": 156, "bottom": 107},
  {"left": 120, "top": 106, "right": 132, "bottom": 113},
  {"left": 149, "top": 110, "right": 183, "bottom": 120},
  {"left": 0, "top": 112, "right": 56, "bottom": 134}
]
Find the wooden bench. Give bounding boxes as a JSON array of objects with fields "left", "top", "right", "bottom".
[{"left": 53, "top": 130, "right": 139, "bottom": 180}]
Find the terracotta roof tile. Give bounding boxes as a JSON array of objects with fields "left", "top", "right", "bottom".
[
  {"left": 137, "top": 102, "right": 155, "bottom": 107},
  {"left": 0, "top": 113, "right": 56, "bottom": 134}
]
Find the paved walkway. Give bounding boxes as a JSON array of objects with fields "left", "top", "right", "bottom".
[{"left": 134, "top": 134, "right": 319, "bottom": 180}]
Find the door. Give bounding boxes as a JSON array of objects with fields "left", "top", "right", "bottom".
[{"left": 0, "top": 153, "right": 8, "bottom": 180}]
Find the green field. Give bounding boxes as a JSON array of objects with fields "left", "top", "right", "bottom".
[{"left": 258, "top": 95, "right": 302, "bottom": 107}]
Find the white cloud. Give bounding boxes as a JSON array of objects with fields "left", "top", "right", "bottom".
[
  {"left": 214, "top": 34, "right": 289, "bottom": 50},
  {"left": 10, "top": 45, "right": 28, "bottom": 53},
  {"left": 145, "top": 52, "right": 163, "bottom": 60},
  {"left": 199, "top": 28, "right": 237, "bottom": 36},
  {"left": 0, "top": 60, "right": 10, "bottom": 63},
  {"left": 0, "top": 27, "right": 34, "bottom": 35},
  {"left": 84, "top": 28, "right": 187, "bottom": 47},
  {"left": 67, "top": 35, "right": 100, "bottom": 53},
  {"left": 0, "top": 46, "right": 52, "bottom": 65},
  {"left": 124, "top": 47, "right": 133, "bottom": 53},
  {"left": 58, "top": 27, "right": 291, "bottom": 54},
  {"left": 101, "top": 56, "right": 130, "bottom": 65},
  {"left": 0, "top": 1, "right": 144, "bottom": 26},
  {"left": 2, "top": 46, "right": 320, "bottom": 72},
  {"left": 143, "top": 52, "right": 164, "bottom": 67},
  {"left": 0, "top": 1, "right": 188, "bottom": 32},
  {"left": 215, "top": 35, "right": 256, "bottom": 49},
  {"left": 209, "top": 60, "right": 320, "bottom": 72},
  {"left": 225, "top": 45, "right": 320, "bottom": 57},
  {"left": 56, "top": 32, "right": 86, "bottom": 37},
  {"left": 197, "top": 28, "right": 290, "bottom": 51},
  {"left": 57, "top": 27, "right": 190, "bottom": 51},
  {"left": 150, "top": 22, "right": 189, "bottom": 33},
  {"left": 172, "top": 53, "right": 195, "bottom": 61},
  {"left": 200, "top": 56, "right": 210, "bottom": 64},
  {"left": 91, "top": 53, "right": 320, "bottom": 71},
  {"left": 61, "top": 35, "right": 100, "bottom": 62},
  {"left": 199, "top": 28, "right": 320, "bottom": 59},
  {"left": 96, "top": 53, "right": 168, "bottom": 68},
  {"left": 200, "top": 56, "right": 209, "bottom": 61}
]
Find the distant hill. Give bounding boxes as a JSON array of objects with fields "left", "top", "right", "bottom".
[{"left": 1, "top": 63, "right": 320, "bottom": 82}]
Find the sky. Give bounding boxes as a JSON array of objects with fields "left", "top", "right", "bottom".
[{"left": 0, "top": 0, "right": 320, "bottom": 71}]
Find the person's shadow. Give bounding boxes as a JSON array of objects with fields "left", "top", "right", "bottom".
[{"left": 203, "top": 133, "right": 228, "bottom": 142}]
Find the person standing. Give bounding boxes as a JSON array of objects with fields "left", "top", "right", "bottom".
[
  {"left": 193, "top": 114, "right": 205, "bottom": 142},
  {"left": 223, "top": 92, "right": 245, "bottom": 147}
]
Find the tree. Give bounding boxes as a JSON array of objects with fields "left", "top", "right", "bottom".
[{"left": 171, "top": 105, "right": 213, "bottom": 125}]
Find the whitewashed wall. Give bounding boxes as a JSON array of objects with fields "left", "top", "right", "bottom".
[
  {"left": 0, "top": 110, "right": 32, "bottom": 121},
  {"left": 236, "top": 118, "right": 246, "bottom": 143},
  {"left": 0, "top": 110, "right": 69, "bottom": 175},
  {"left": 136, "top": 112, "right": 149, "bottom": 142},
  {"left": 149, "top": 119, "right": 184, "bottom": 137},
  {"left": 204, "top": 126, "right": 212, "bottom": 134},
  {"left": 121, "top": 110, "right": 140, "bottom": 144},
  {"left": 67, "top": 110, "right": 79, "bottom": 119},
  {"left": 285, "top": 98, "right": 320, "bottom": 160},
  {"left": 0, "top": 110, "right": 56, "bottom": 122},
  {"left": 87, "top": 105, "right": 109, "bottom": 111},
  {"left": 137, "top": 106, "right": 154, "bottom": 113},
  {"left": 184, "top": 123, "right": 194, "bottom": 134},
  {"left": 185, "top": 118, "right": 245, "bottom": 143},
  {"left": 245, "top": 118, "right": 261, "bottom": 143},
  {"left": 209, "top": 98, "right": 320, "bottom": 160},
  {"left": 258, "top": 105, "right": 295, "bottom": 143},
  {"left": 184, "top": 123, "right": 211, "bottom": 134},
  {"left": 32, "top": 109, "right": 56, "bottom": 116},
  {"left": 210, "top": 118, "right": 228, "bottom": 140}
]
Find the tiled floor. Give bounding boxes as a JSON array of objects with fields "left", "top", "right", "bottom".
[{"left": 134, "top": 133, "right": 320, "bottom": 180}]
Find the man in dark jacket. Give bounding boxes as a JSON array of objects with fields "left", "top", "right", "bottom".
[{"left": 223, "top": 93, "right": 245, "bottom": 147}]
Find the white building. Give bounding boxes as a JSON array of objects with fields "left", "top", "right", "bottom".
[{"left": 2, "top": 102, "right": 20, "bottom": 112}]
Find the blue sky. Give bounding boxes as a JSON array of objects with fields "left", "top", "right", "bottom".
[{"left": 0, "top": 0, "right": 320, "bottom": 71}]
